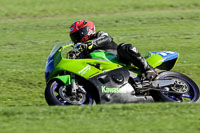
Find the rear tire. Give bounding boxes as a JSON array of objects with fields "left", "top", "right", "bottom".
[{"left": 151, "top": 71, "right": 200, "bottom": 103}]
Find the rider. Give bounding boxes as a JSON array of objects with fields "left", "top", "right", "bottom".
[{"left": 69, "top": 20, "right": 157, "bottom": 80}]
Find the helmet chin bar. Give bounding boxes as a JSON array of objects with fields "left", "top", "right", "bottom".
[{"left": 80, "top": 36, "right": 90, "bottom": 43}]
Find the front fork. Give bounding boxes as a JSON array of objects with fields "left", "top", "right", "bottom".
[
  {"left": 70, "top": 73, "right": 78, "bottom": 95},
  {"left": 70, "top": 73, "right": 86, "bottom": 95}
]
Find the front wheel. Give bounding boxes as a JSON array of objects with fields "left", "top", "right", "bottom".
[
  {"left": 152, "top": 71, "right": 200, "bottom": 103},
  {"left": 45, "top": 79, "right": 95, "bottom": 106}
]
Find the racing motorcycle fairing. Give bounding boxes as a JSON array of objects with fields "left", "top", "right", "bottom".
[
  {"left": 145, "top": 51, "right": 179, "bottom": 71},
  {"left": 88, "top": 67, "right": 154, "bottom": 104},
  {"left": 90, "top": 51, "right": 124, "bottom": 65},
  {"left": 45, "top": 43, "right": 123, "bottom": 84},
  {"left": 90, "top": 50, "right": 179, "bottom": 71},
  {"left": 45, "top": 42, "right": 73, "bottom": 82},
  {"left": 46, "top": 58, "right": 123, "bottom": 83}
]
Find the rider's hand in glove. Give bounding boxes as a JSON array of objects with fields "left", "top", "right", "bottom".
[
  {"left": 85, "top": 40, "right": 95, "bottom": 50},
  {"left": 74, "top": 43, "right": 88, "bottom": 50}
]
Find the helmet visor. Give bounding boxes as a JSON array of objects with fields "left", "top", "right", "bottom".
[{"left": 70, "top": 26, "right": 89, "bottom": 43}]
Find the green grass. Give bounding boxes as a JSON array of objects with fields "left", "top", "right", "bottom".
[
  {"left": 1, "top": 103, "right": 200, "bottom": 133},
  {"left": 0, "top": 0, "right": 200, "bottom": 132}
]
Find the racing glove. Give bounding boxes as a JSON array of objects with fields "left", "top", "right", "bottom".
[
  {"left": 74, "top": 43, "right": 88, "bottom": 50},
  {"left": 85, "top": 40, "right": 94, "bottom": 50}
]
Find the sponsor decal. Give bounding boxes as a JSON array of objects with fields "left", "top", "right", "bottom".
[
  {"left": 78, "top": 65, "right": 91, "bottom": 75},
  {"left": 159, "top": 51, "right": 175, "bottom": 57},
  {"left": 101, "top": 86, "right": 123, "bottom": 93}
]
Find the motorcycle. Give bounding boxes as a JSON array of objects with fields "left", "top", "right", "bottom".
[{"left": 44, "top": 42, "right": 200, "bottom": 105}]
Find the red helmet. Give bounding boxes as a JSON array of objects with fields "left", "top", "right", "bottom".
[{"left": 69, "top": 20, "right": 96, "bottom": 43}]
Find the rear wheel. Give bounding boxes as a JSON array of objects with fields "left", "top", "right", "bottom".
[
  {"left": 45, "top": 79, "right": 95, "bottom": 105},
  {"left": 152, "top": 71, "right": 200, "bottom": 103}
]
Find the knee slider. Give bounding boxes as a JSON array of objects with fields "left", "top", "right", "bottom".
[
  {"left": 118, "top": 43, "right": 132, "bottom": 51},
  {"left": 118, "top": 43, "right": 139, "bottom": 55},
  {"left": 125, "top": 44, "right": 139, "bottom": 55}
]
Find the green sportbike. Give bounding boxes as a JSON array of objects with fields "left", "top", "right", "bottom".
[{"left": 44, "top": 42, "right": 200, "bottom": 105}]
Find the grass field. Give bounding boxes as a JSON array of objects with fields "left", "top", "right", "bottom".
[
  {"left": 0, "top": 0, "right": 200, "bottom": 132},
  {"left": 1, "top": 103, "right": 200, "bottom": 133}
]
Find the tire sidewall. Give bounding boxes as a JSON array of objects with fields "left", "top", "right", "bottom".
[
  {"left": 45, "top": 80, "right": 64, "bottom": 105},
  {"left": 152, "top": 71, "right": 200, "bottom": 102}
]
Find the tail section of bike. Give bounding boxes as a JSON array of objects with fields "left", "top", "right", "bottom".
[{"left": 145, "top": 51, "right": 179, "bottom": 71}]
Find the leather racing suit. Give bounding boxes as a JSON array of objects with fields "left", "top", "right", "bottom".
[{"left": 86, "top": 31, "right": 155, "bottom": 76}]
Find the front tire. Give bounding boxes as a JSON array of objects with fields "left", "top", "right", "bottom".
[
  {"left": 151, "top": 71, "right": 200, "bottom": 103},
  {"left": 45, "top": 79, "right": 95, "bottom": 106}
]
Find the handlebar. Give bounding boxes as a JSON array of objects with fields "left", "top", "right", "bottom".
[
  {"left": 67, "top": 43, "right": 88, "bottom": 59},
  {"left": 68, "top": 47, "right": 82, "bottom": 59}
]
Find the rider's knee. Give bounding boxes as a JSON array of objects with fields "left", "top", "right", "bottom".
[{"left": 117, "top": 43, "right": 139, "bottom": 56}]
